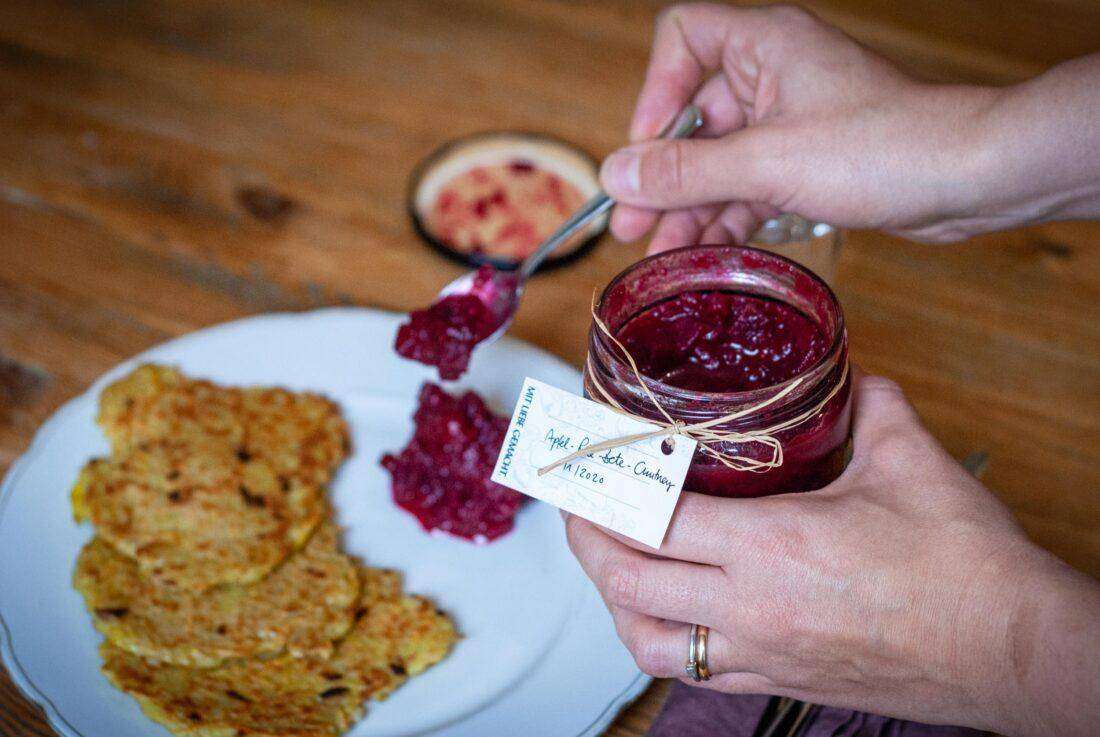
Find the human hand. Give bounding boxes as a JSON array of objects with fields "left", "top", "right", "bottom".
[
  {"left": 605, "top": 3, "right": 1100, "bottom": 250},
  {"left": 564, "top": 372, "right": 1100, "bottom": 736}
]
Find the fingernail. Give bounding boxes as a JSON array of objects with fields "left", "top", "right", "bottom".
[{"left": 601, "top": 150, "right": 640, "bottom": 197}]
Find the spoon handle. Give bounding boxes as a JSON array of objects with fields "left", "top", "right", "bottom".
[
  {"left": 516, "top": 104, "right": 704, "bottom": 280},
  {"left": 517, "top": 193, "right": 613, "bottom": 279}
]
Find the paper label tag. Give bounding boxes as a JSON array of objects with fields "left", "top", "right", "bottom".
[{"left": 491, "top": 378, "right": 696, "bottom": 548}]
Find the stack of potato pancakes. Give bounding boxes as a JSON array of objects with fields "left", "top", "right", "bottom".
[{"left": 70, "top": 365, "right": 456, "bottom": 737}]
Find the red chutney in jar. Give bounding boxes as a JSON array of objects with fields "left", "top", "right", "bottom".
[
  {"left": 587, "top": 246, "right": 851, "bottom": 498},
  {"left": 616, "top": 291, "right": 829, "bottom": 393},
  {"left": 426, "top": 160, "right": 586, "bottom": 261}
]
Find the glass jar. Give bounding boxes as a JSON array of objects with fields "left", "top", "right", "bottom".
[
  {"left": 750, "top": 214, "right": 843, "bottom": 286},
  {"left": 586, "top": 245, "right": 851, "bottom": 497}
]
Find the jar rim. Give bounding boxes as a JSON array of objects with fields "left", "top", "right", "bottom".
[{"left": 593, "top": 244, "right": 846, "bottom": 405}]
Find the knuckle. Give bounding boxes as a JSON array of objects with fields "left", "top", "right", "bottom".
[
  {"left": 769, "top": 4, "right": 816, "bottom": 28},
  {"left": 631, "top": 636, "right": 667, "bottom": 677},
  {"left": 859, "top": 376, "right": 922, "bottom": 434},
  {"left": 617, "top": 619, "right": 668, "bottom": 677},
  {"left": 656, "top": 2, "right": 705, "bottom": 28},
  {"left": 759, "top": 4, "right": 823, "bottom": 51},
  {"left": 735, "top": 497, "right": 821, "bottom": 565},
  {"left": 654, "top": 4, "right": 678, "bottom": 28},
  {"left": 616, "top": 618, "right": 642, "bottom": 653},
  {"left": 600, "top": 555, "right": 643, "bottom": 609},
  {"left": 563, "top": 514, "right": 590, "bottom": 556},
  {"left": 642, "top": 142, "right": 687, "bottom": 198},
  {"left": 756, "top": 494, "right": 804, "bottom": 526},
  {"left": 751, "top": 519, "right": 808, "bottom": 566},
  {"left": 860, "top": 374, "right": 904, "bottom": 397},
  {"left": 718, "top": 207, "right": 754, "bottom": 243}
]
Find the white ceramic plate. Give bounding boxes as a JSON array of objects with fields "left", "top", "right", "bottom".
[{"left": 0, "top": 308, "right": 648, "bottom": 737}]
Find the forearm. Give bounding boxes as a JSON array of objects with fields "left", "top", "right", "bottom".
[
  {"left": 995, "top": 546, "right": 1100, "bottom": 737},
  {"left": 977, "top": 53, "right": 1100, "bottom": 227}
]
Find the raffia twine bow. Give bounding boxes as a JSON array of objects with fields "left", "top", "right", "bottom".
[{"left": 537, "top": 302, "right": 848, "bottom": 477}]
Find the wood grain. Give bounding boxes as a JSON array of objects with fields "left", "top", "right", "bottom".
[{"left": 0, "top": 1, "right": 1097, "bottom": 735}]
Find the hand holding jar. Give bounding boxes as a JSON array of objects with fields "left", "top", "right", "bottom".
[
  {"left": 567, "top": 245, "right": 1099, "bottom": 736},
  {"left": 564, "top": 370, "right": 1100, "bottom": 737}
]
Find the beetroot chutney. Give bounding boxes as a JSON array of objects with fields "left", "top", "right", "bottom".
[
  {"left": 588, "top": 246, "right": 851, "bottom": 498},
  {"left": 381, "top": 383, "right": 525, "bottom": 542},
  {"left": 617, "top": 290, "right": 829, "bottom": 393},
  {"left": 395, "top": 265, "right": 508, "bottom": 381}
]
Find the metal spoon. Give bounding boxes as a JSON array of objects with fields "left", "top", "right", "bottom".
[{"left": 436, "top": 104, "right": 705, "bottom": 346}]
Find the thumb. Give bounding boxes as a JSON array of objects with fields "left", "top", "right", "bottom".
[
  {"left": 599, "top": 132, "right": 777, "bottom": 210},
  {"left": 848, "top": 370, "right": 942, "bottom": 466}
]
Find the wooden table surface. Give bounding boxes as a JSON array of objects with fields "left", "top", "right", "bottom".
[{"left": 0, "top": 1, "right": 1097, "bottom": 735}]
